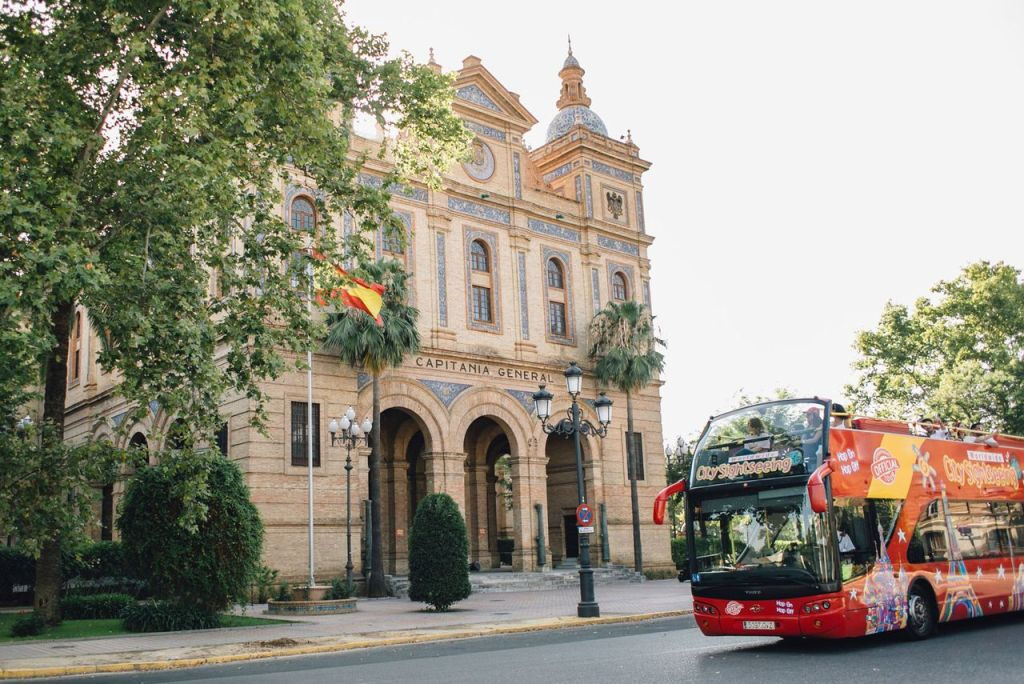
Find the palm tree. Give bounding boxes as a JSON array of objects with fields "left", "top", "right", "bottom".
[
  {"left": 588, "top": 300, "right": 665, "bottom": 574},
  {"left": 324, "top": 259, "right": 419, "bottom": 597}
]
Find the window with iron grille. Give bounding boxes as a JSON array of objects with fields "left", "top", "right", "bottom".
[
  {"left": 291, "top": 401, "right": 321, "bottom": 467},
  {"left": 471, "top": 285, "right": 492, "bottom": 323},
  {"left": 626, "top": 431, "right": 645, "bottom": 480},
  {"left": 548, "top": 301, "right": 567, "bottom": 336}
]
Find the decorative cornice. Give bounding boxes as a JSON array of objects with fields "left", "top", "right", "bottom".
[
  {"left": 448, "top": 196, "right": 510, "bottom": 225},
  {"left": 527, "top": 217, "right": 580, "bottom": 243}
]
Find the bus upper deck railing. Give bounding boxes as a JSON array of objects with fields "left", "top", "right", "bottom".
[{"left": 832, "top": 412, "right": 1024, "bottom": 450}]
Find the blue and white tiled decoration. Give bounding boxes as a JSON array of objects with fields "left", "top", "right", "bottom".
[
  {"left": 357, "top": 372, "right": 372, "bottom": 390},
  {"left": 642, "top": 279, "right": 651, "bottom": 307},
  {"left": 635, "top": 190, "right": 645, "bottom": 232},
  {"left": 574, "top": 175, "right": 582, "bottom": 203},
  {"left": 358, "top": 173, "right": 428, "bottom": 203},
  {"left": 517, "top": 252, "right": 529, "bottom": 340},
  {"left": 462, "top": 139, "right": 496, "bottom": 181},
  {"left": 542, "top": 163, "right": 572, "bottom": 184},
  {"left": 419, "top": 379, "right": 472, "bottom": 408},
  {"left": 148, "top": 400, "right": 160, "bottom": 416},
  {"left": 585, "top": 174, "right": 594, "bottom": 217},
  {"left": 513, "top": 153, "right": 523, "bottom": 199},
  {"left": 527, "top": 217, "right": 580, "bottom": 243},
  {"left": 448, "top": 197, "right": 510, "bottom": 225},
  {"left": 465, "top": 120, "right": 506, "bottom": 142},
  {"left": 597, "top": 235, "right": 640, "bottom": 256},
  {"left": 545, "top": 105, "right": 608, "bottom": 142},
  {"left": 591, "top": 160, "right": 638, "bottom": 184},
  {"left": 506, "top": 389, "right": 536, "bottom": 414},
  {"left": 436, "top": 233, "right": 448, "bottom": 327},
  {"left": 111, "top": 411, "right": 128, "bottom": 428},
  {"left": 591, "top": 268, "right": 601, "bottom": 314},
  {"left": 456, "top": 84, "right": 501, "bottom": 112}
]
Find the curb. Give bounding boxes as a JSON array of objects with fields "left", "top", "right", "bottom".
[{"left": 0, "top": 609, "right": 691, "bottom": 679}]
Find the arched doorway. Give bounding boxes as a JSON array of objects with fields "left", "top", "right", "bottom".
[
  {"left": 378, "top": 407, "right": 430, "bottom": 574},
  {"left": 545, "top": 433, "right": 590, "bottom": 567},
  {"left": 463, "top": 417, "right": 514, "bottom": 570}
]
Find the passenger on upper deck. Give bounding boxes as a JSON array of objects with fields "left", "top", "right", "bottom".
[
  {"left": 930, "top": 418, "right": 950, "bottom": 440},
  {"left": 963, "top": 421, "right": 999, "bottom": 446},
  {"left": 803, "top": 406, "right": 823, "bottom": 459},
  {"left": 830, "top": 403, "right": 851, "bottom": 429}
]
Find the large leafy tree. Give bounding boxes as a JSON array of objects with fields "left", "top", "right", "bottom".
[
  {"left": 588, "top": 300, "right": 665, "bottom": 574},
  {"left": 323, "top": 258, "right": 419, "bottom": 597},
  {"left": 847, "top": 261, "right": 1024, "bottom": 434},
  {"left": 0, "top": 0, "right": 467, "bottom": 622}
]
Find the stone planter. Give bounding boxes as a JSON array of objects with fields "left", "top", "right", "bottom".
[
  {"left": 293, "top": 585, "right": 331, "bottom": 601},
  {"left": 267, "top": 597, "right": 357, "bottom": 616}
]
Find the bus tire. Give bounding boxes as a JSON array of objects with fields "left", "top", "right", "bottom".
[{"left": 905, "top": 582, "right": 937, "bottom": 640}]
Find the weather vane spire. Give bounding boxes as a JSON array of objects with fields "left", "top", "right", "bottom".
[{"left": 567, "top": 34, "right": 573, "bottom": 55}]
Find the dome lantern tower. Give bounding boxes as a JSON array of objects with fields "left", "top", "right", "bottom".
[{"left": 545, "top": 38, "right": 608, "bottom": 142}]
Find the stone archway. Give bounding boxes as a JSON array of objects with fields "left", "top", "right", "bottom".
[
  {"left": 462, "top": 417, "right": 514, "bottom": 569},
  {"left": 378, "top": 407, "right": 432, "bottom": 575}
]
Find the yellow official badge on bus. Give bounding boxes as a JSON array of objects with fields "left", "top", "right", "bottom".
[{"left": 866, "top": 435, "right": 923, "bottom": 498}]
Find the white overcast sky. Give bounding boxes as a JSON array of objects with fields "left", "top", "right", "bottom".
[{"left": 344, "top": 0, "right": 1024, "bottom": 443}]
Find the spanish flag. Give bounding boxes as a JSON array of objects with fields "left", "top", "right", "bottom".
[{"left": 311, "top": 250, "right": 385, "bottom": 325}]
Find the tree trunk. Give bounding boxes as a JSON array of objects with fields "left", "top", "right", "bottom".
[
  {"left": 35, "top": 298, "right": 74, "bottom": 624},
  {"left": 367, "top": 374, "right": 386, "bottom": 597},
  {"left": 626, "top": 391, "right": 643, "bottom": 575}
]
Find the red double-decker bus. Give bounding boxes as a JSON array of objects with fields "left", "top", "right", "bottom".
[{"left": 654, "top": 398, "right": 1024, "bottom": 639}]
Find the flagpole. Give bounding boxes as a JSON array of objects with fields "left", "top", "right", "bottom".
[{"left": 307, "top": 261, "right": 315, "bottom": 590}]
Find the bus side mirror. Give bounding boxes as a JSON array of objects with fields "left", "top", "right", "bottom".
[
  {"left": 653, "top": 479, "right": 686, "bottom": 525},
  {"left": 807, "top": 463, "right": 833, "bottom": 514}
]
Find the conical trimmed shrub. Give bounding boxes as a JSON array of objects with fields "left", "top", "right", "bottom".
[{"left": 408, "top": 493, "right": 471, "bottom": 611}]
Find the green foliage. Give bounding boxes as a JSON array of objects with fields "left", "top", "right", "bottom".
[
  {"left": 62, "top": 541, "right": 126, "bottom": 581},
  {"left": 119, "top": 453, "right": 263, "bottom": 613},
  {"left": 0, "top": 425, "right": 125, "bottom": 557},
  {"left": 252, "top": 565, "right": 279, "bottom": 604},
  {"left": 671, "top": 538, "right": 688, "bottom": 569},
  {"left": 121, "top": 601, "right": 221, "bottom": 633},
  {"left": 275, "top": 583, "right": 292, "bottom": 602},
  {"left": 0, "top": 0, "right": 468, "bottom": 581},
  {"left": 10, "top": 613, "right": 45, "bottom": 637},
  {"left": 848, "top": 262, "right": 1024, "bottom": 433},
  {"left": 323, "top": 259, "right": 421, "bottom": 375},
  {"left": 60, "top": 593, "right": 135, "bottom": 620},
  {"left": 588, "top": 301, "right": 666, "bottom": 396},
  {"left": 642, "top": 569, "right": 677, "bottom": 580},
  {"left": 408, "top": 494, "right": 471, "bottom": 611},
  {"left": 328, "top": 578, "right": 350, "bottom": 600}
]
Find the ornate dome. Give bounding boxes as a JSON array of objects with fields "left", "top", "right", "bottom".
[
  {"left": 546, "top": 105, "right": 608, "bottom": 142},
  {"left": 563, "top": 52, "right": 580, "bottom": 69}
]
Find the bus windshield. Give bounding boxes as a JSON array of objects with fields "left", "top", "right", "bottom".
[
  {"left": 690, "top": 400, "right": 827, "bottom": 486},
  {"left": 691, "top": 486, "right": 837, "bottom": 588}
]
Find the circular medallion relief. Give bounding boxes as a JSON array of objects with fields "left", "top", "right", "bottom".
[{"left": 463, "top": 138, "right": 495, "bottom": 181}]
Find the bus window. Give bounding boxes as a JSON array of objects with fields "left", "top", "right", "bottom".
[
  {"left": 1009, "top": 502, "right": 1024, "bottom": 555},
  {"left": 835, "top": 501, "right": 874, "bottom": 580},
  {"left": 907, "top": 500, "right": 949, "bottom": 564},
  {"left": 946, "top": 501, "right": 1003, "bottom": 559}
]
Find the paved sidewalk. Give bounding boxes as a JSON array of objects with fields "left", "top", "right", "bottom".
[{"left": 0, "top": 580, "right": 691, "bottom": 677}]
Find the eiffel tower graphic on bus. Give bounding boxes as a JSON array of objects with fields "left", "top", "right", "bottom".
[{"left": 938, "top": 483, "right": 983, "bottom": 621}]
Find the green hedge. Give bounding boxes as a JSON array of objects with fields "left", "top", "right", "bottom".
[
  {"left": 408, "top": 493, "right": 471, "bottom": 611},
  {"left": 121, "top": 601, "right": 221, "bottom": 633},
  {"left": 10, "top": 612, "right": 45, "bottom": 637},
  {"left": 671, "top": 537, "right": 688, "bottom": 568},
  {"left": 61, "top": 593, "right": 136, "bottom": 619},
  {"left": 1, "top": 542, "right": 136, "bottom": 599}
]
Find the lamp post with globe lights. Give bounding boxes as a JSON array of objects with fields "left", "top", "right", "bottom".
[
  {"left": 328, "top": 406, "right": 372, "bottom": 596},
  {"left": 532, "top": 361, "right": 613, "bottom": 618}
]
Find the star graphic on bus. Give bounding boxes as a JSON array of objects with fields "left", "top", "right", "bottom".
[
  {"left": 998, "top": 565, "right": 1006, "bottom": 579},
  {"left": 935, "top": 569, "right": 943, "bottom": 583},
  {"left": 977, "top": 566, "right": 983, "bottom": 579},
  {"left": 897, "top": 528, "right": 907, "bottom": 543},
  {"left": 849, "top": 588, "right": 858, "bottom": 600}
]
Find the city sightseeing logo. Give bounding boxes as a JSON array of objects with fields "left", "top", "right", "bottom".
[{"left": 871, "top": 448, "right": 900, "bottom": 485}]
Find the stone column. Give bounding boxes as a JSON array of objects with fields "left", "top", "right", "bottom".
[
  {"left": 509, "top": 436, "right": 547, "bottom": 571},
  {"left": 390, "top": 459, "right": 410, "bottom": 574},
  {"left": 486, "top": 470, "right": 500, "bottom": 568},
  {"left": 424, "top": 452, "right": 467, "bottom": 517}
]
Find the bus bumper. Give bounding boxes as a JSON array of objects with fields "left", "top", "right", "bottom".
[{"left": 692, "top": 596, "right": 850, "bottom": 639}]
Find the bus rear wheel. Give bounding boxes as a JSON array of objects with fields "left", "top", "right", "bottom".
[{"left": 905, "top": 583, "right": 936, "bottom": 640}]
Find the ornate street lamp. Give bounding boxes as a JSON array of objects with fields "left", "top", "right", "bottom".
[
  {"left": 328, "top": 406, "right": 372, "bottom": 596},
  {"left": 532, "top": 361, "right": 613, "bottom": 618}
]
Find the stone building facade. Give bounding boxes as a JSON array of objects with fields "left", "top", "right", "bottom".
[{"left": 62, "top": 48, "right": 670, "bottom": 578}]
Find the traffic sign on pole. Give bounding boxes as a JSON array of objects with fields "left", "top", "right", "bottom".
[{"left": 575, "top": 502, "right": 593, "bottom": 527}]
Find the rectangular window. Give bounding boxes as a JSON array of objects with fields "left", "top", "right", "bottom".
[
  {"left": 69, "top": 313, "right": 81, "bottom": 383},
  {"left": 472, "top": 286, "right": 492, "bottom": 323},
  {"left": 946, "top": 500, "right": 1008, "bottom": 559},
  {"left": 100, "top": 484, "right": 113, "bottom": 541},
  {"left": 290, "top": 401, "right": 321, "bottom": 467},
  {"left": 907, "top": 500, "right": 948, "bottom": 563},
  {"left": 548, "top": 301, "right": 566, "bottom": 336},
  {"left": 215, "top": 422, "right": 229, "bottom": 457},
  {"left": 626, "top": 431, "right": 645, "bottom": 480}
]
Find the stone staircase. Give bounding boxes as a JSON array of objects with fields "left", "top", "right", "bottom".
[{"left": 385, "top": 564, "right": 642, "bottom": 599}]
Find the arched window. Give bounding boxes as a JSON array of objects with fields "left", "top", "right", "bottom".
[
  {"left": 470, "top": 240, "right": 489, "bottom": 272},
  {"left": 546, "top": 259, "right": 564, "bottom": 289},
  {"left": 291, "top": 197, "right": 316, "bottom": 232},
  {"left": 611, "top": 272, "right": 628, "bottom": 301}
]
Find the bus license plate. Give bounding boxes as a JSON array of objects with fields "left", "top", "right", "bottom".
[{"left": 742, "top": 620, "right": 775, "bottom": 631}]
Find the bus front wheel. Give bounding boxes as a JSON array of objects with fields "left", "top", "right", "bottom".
[{"left": 905, "top": 583, "right": 936, "bottom": 640}]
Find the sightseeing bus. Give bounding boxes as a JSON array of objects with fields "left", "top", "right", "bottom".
[{"left": 653, "top": 398, "right": 1024, "bottom": 639}]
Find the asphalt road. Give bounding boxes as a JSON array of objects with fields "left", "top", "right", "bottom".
[{"left": 43, "top": 612, "right": 1024, "bottom": 684}]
